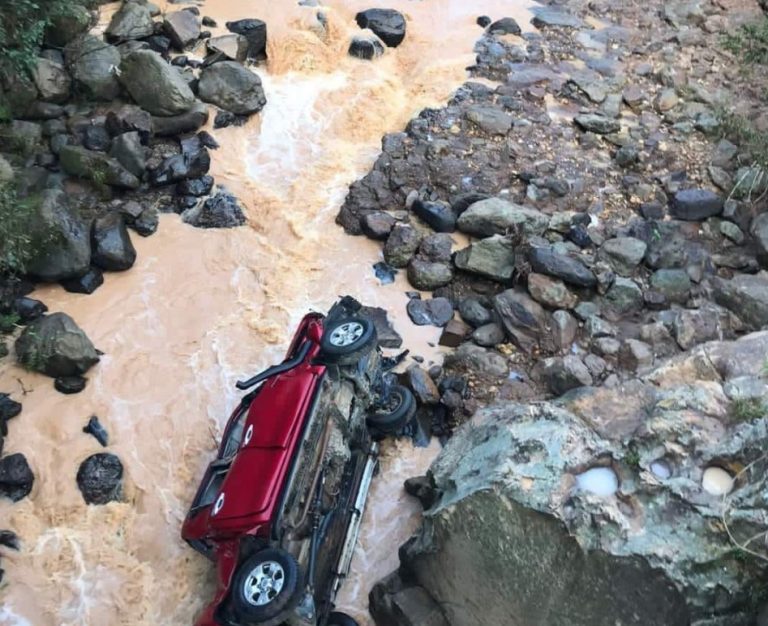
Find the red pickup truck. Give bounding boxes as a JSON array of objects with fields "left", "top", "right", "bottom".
[{"left": 182, "top": 298, "right": 416, "bottom": 626}]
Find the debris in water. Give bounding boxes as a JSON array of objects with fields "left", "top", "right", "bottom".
[
  {"left": 373, "top": 261, "right": 396, "bottom": 285},
  {"left": 83, "top": 416, "right": 109, "bottom": 447},
  {"left": 55, "top": 376, "right": 87, "bottom": 395},
  {"left": 702, "top": 466, "right": 734, "bottom": 496},
  {"left": 0, "top": 530, "right": 20, "bottom": 551},
  {"left": 575, "top": 466, "right": 619, "bottom": 496}
]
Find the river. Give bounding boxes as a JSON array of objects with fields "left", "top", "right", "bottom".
[{"left": 0, "top": 1, "right": 532, "bottom": 624}]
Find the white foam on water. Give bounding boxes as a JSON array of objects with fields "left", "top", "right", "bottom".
[{"left": 575, "top": 467, "right": 619, "bottom": 496}]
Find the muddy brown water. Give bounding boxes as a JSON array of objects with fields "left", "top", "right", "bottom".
[{"left": 0, "top": 1, "right": 533, "bottom": 624}]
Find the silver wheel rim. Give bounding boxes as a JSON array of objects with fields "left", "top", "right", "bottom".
[
  {"left": 329, "top": 321, "right": 365, "bottom": 347},
  {"left": 243, "top": 560, "right": 285, "bottom": 606}
]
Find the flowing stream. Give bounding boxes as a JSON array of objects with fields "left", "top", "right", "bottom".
[{"left": 0, "top": 1, "right": 532, "bottom": 624}]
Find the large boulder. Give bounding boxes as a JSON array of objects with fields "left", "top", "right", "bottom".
[
  {"left": 109, "top": 131, "right": 146, "bottom": 178},
  {"left": 77, "top": 453, "right": 123, "bottom": 505},
  {"left": 119, "top": 50, "right": 196, "bottom": 116},
  {"left": 493, "top": 289, "right": 548, "bottom": 353},
  {"left": 181, "top": 187, "right": 246, "bottom": 228},
  {"left": 454, "top": 235, "right": 516, "bottom": 282},
  {"left": 106, "top": 1, "right": 154, "bottom": 42},
  {"left": 670, "top": 188, "right": 724, "bottom": 221},
  {"left": 60, "top": 145, "right": 141, "bottom": 189},
  {"left": 16, "top": 313, "right": 99, "bottom": 377},
  {"left": 457, "top": 198, "right": 549, "bottom": 238},
  {"left": 376, "top": 334, "right": 768, "bottom": 625},
  {"left": 64, "top": 35, "right": 122, "bottom": 101},
  {"left": 149, "top": 147, "right": 210, "bottom": 186},
  {"left": 91, "top": 213, "right": 136, "bottom": 271},
  {"left": 226, "top": 18, "right": 267, "bottom": 60},
  {"left": 45, "top": 4, "right": 93, "bottom": 47},
  {"left": 151, "top": 101, "right": 210, "bottom": 136},
  {"left": 528, "top": 246, "right": 597, "bottom": 288},
  {"left": 197, "top": 61, "right": 266, "bottom": 115},
  {"left": 24, "top": 189, "right": 91, "bottom": 282},
  {"left": 0, "top": 453, "right": 34, "bottom": 502},
  {"left": 355, "top": 9, "right": 406, "bottom": 47},
  {"left": 163, "top": 10, "right": 201, "bottom": 50},
  {"left": 31, "top": 58, "right": 71, "bottom": 103},
  {"left": 712, "top": 272, "right": 768, "bottom": 330}
]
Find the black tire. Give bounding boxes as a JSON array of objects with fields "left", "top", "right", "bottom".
[
  {"left": 327, "top": 611, "right": 360, "bottom": 626},
  {"left": 367, "top": 385, "right": 416, "bottom": 434},
  {"left": 319, "top": 317, "right": 376, "bottom": 365},
  {"left": 230, "top": 548, "right": 302, "bottom": 623}
]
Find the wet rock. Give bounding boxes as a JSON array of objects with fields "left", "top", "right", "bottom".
[
  {"left": 45, "top": 4, "right": 92, "bottom": 47},
  {"left": 527, "top": 273, "right": 577, "bottom": 309},
  {"left": 361, "top": 212, "right": 395, "bottom": 240},
  {"left": 182, "top": 187, "right": 246, "bottom": 228},
  {"left": 477, "top": 16, "right": 492, "bottom": 28},
  {"left": 355, "top": 9, "right": 406, "bottom": 47},
  {"left": 132, "top": 206, "right": 159, "bottom": 237},
  {"left": 370, "top": 572, "right": 449, "bottom": 626},
  {"left": 0, "top": 530, "right": 20, "bottom": 551},
  {"left": 493, "top": 289, "right": 548, "bottom": 353},
  {"left": 83, "top": 416, "right": 109, "bottom": 447},
  {"left": 150, "top": 147, "right": 210, "bottom": 185},
  {"left": 0, "top": 454, "right": 34, "bottom": 502},
  {"left": 206, "top": 34, "right": 249, "bottom": 63},
  {"left": 13, "top": 298, "right": 47, "bottom": 324},
  {"left": 360, "top": 306, "right": 402, "bottom": 349},
  {"left": 198, "top": 61, "right": 266, "bottom": 115},
  {"left": 650, "top": 269, "right": 691, "bottom": 304},
  {"left": 540, "top": 355, "right": 592, "bottom": 395},
  {"left": 202, "top": 16, "right": 217, "bottom": 28},
  {"left": 465, "top": 105, "right": 513, "bottom": 135},
  {"left": 443, "top": 343, "right": 508, "bottom": 378},
  {"left": 412, "top": 200, "right": 456, "bottom": 233},
  {"left": 55, "top": 375, "right": 87, "bottom": 395},
  {"left": 119, "top": 50, "right": 196, "bottom": 116},
  {"left": 177, "top": 175, "right": 214, "bottom": 197},
  {"left": 488, "top": 17, "right": 521, "bottom": 35},
  {"left": 32, "top": 58, "right": 71, "bottom": 104},
  {"left": 457, "top": 198, "right": 548, "bottom": 238},
  {"left": 472, "top": 323, "right": 505, "bottom": 348},
  {"left": 24, "top": 189, "right": 91, "bottom": 282},
  {"left": 439, "top": 319, "right": 471, "bottom": 348},
  {"left": 670, "top": 188, "right": 723, "bottom": 221},
  {"left": 349, "top": 35, "right": 385, "bottom": 60},
  {"left": 619, "top": 339, "right": 653, "bottom": 371},
  {"left": 91, "top": 214, "right": 136, "bottom": 272},
  {"left": 226, "top": 19, "right": 267, "bottom": 60},
  {"left": 373, "top": 262, "right": 396, "bottom": 285},
  {"left": 454, "top": 235, "right": 515, "bottom": 282},
  {"left": 406, "top": 366, "right": 440, "bottom": 405},
  {"left": 418, "top": 233, "right": 452, "bottom": 263},
  {"left": 384, "top": 224, "right": 422, "bottom": 268},
  {"left": 82, "top": 125, "right": 112, "bottom": 152},
  {"left": 458, "top": 297, "right": 493, "bottom": 328},
  {"left": 574, "top": 114, "right": 620, "bottom": 134},
  {"left": 528, "top": 246, "right": 596, "bottom": 288},
  {"left": 152, "top": 101, "right": 210, "bottom": 136},
  {"left": 109, "top": 131, "right": 146, "bottom": 178},
  {"left": 77, "top": 453, "right": 123, "bottom": 505},
  {"left": 407, "top": 259, "right": 453, "bottom": 291},
  {"left": 16, "top": 312, "right": 99, "bottom": 377},
  {"left": 712, "top": 273, "right": 768, "bottom": 330},
  {"left": 105, "top": 105, "right": 152, "bottom": 141},
  {"left": 60, "top": 145, "right": 140, "bottom": 189},
  {"left": 407, "top": 297, "right": 453, "bottom": 327},
  {"left": 163, "top": 10, "right": 201, "bottom": 50},
  {"left": 106, "top": 2, "right": 155, "bottom": 42},
  {"left": 0, "top": 394, "right": 21, "bottom": 425},
  {"left": 61, "top": 267, "right": 104, "bottom": 294}
]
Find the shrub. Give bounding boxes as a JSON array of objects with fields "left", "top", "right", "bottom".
[
  {"left": 0, "top": 182, "right": 36, "bottom": 277},
  {"left": 730, "top": 397, "right": 767, "bottom": 422},
  {"left": 722, "top": 19, "right": 768, "bottom": 65}
]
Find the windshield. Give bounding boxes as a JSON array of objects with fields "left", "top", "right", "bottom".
[{"left": 220, "top": 405, "right": 249, "bottom": 459}]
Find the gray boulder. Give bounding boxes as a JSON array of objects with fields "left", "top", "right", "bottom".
[
  {"left": 457, "top": 198, "right": 549, "bottom": 238},
  {"left": 598, "top": 237, "right": 647, "bottom": 277},
  {"left": 31, "top": 58, "right": 71, "bottom": 103},
  {"left": 109, "top": 131, "right": 146, "bottom": 177},
  {"left": 378, "top": 333, "right": 768, "bottom": 626},
  {"left": 16, "top": 312, "right": 99, "bottom": 377},
  {"left": 751, "top": 212, "right": 768, "bottom": 264},
  {"left": 59, "top": 145, "right": 140, "bottom": 189},
  {"left": 163, "top": 10, "right": 201, "bottom": 50},
  {"left": 355, "top": 8, "right": 406, "bottom": 47},
  {"left": 151, "top": 101, "right": 209, "bottom": 136},
  {"left": 670, "top": 188, "right": 724, "bottom": 221},
  {"left": 198, "top": 62, "right": 266, "bottom": 115},
  {"left": 527, "top": 273, "right": 577, "bottom": 309},
  {"left": 539, "top": 355, "right": 592, "bottom": 395},
  {"left": 454, "top": 235, "right": 515, "bottom": 282},
  {"left": 712, "top": 273, "right": 768, "bottom": 330},
  {"left": 182, "top": 187, "right": 246, "bottom": 228},
  {"left": 106, "top": 2, "right": 154, "bottom": 41},
  {"left": 528, "top": 246, "right": 596, "bottom": 288},
  {"left": 24, "top": 189, "right": 91, "bottom": 281},
  {"left": 574, "top": 114, "right": 620, "bottom": 134},
  {"left": 493, "top": 289, "right": 548, "bottom": 353},
  {"left": 119, "top": 50, "right": 196, "bottom": 116},
  {"left": 91, "top": 213, "right": 136, "bottom": 271},
  {"left": 64, "top": 35, "right": 122, "bottom": 101},
  {"left": 407, "top": 259, "right": 453, "bottom": 291},
  {"left": 384, "top": 224, "right": 421, "bottom": 268},
  {"left": 443, "top": 343, "right": 508, "bottom": 378},
  {"left": 206, "top": 34, "right": 249, "bottom": 63},
  {"left": 226, "top": 19, "right": 267, "bottom": 60}
]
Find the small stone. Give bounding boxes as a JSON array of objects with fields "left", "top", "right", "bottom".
[
  {"left": 458, "top": 297, "right": 493, "bottom": 328},
  {"left": 527, "top": 273, "right": 578, "bottom": 309},
  {"left": 361, "top": 212, "right": 395, "bottom": 240},
  {"left": 619, "top": 339, "right": 654, "bottom": 371},
  {"left": 655, "top": 88, "right": 679, "bottom": 112},
  {"left": 599, "top": 237, "right": 647, "bottom": 277},
  {"left": 551, "top": 310, "right": 577, "bottom": 352},
  {"left": 472, "top": 323, "right": 505, "bottom": 347},
  {"left": 604, "top": 277, "right": 643, "bottom": 317},
  {"left": 439, "top": 319, "right": 472, "bottom": 347},
  {"left": 61, "top": 267, "right": 104, "bottom": 294},
  {"left": 540, "top": 356, "right": 592, "bottom": 396},
  {"left": 574, "top": 301, "right": 600, "bottom": 321},
  {"left": 55, "top": 376, "right": 87, "bottom": 394},
  {"left": 650, "top": 269, "right": 691, "bottom": 304},
  {"left": 384, "top": 224, "right": 421, "bottom": 268},
  {"left": 585, "top": 315, "right": 617, "bottom": 339},
  {"left": 670, "top": 189, "right": 723, "bottom": 221},
  {"left": 615, "top": 145, "right": 639, "bottom": 167},
  {"left": 412, "top": 200, "right": 456, "bottom": 232},
  {"left": 407, "top": 297, "right": 454, "bottom": 327},
  {"left": 83, "top": 415, "right": 109, "bottom": 446},
  {"left": 406, "top": 366, "right": 440, "bottom": 405},
  {"left": 592, "top": 336, "right": 621, "bottom": 357},
  {"left": 574, "top": 114, "right": 620, "bottom": 135},
  {"left": 407, "top": 259, "right": 453, "bottom": 291},
  {"left": 719, "top": 221, "right": 744, "bottom": 245}
]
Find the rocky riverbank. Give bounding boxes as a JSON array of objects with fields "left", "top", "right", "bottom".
[{"left": 334, "top": 0, "right": 768, "bottom": 622}]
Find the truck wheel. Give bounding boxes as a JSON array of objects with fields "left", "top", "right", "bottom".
[
  {"left": 327, "top": 612, "right": 360, "bottom": 626},
  {"left": 319, "top": 317, "right": 376, "bottom": 365},
  {"left": 231, "top": 548, "right": 302, "bottom": 623},
  {"left": 367, "top": 385, "right": 416, "bottom": 434}
]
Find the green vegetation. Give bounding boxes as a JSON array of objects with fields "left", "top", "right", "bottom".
[
  {"left": 0, "top": 182, "right": 37, "bottom": 278},
  {"left": 730, "top": 397, "right": 767, "bottom": 422},
  {"left": 722, "top": 19, "right": 768, "bottom": 65},
  {"left": 624, "top": 448, "right": 641, "bottom": 468},
  {"left": 0, "top": 312, "right": 20, "bottom": 334}
]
